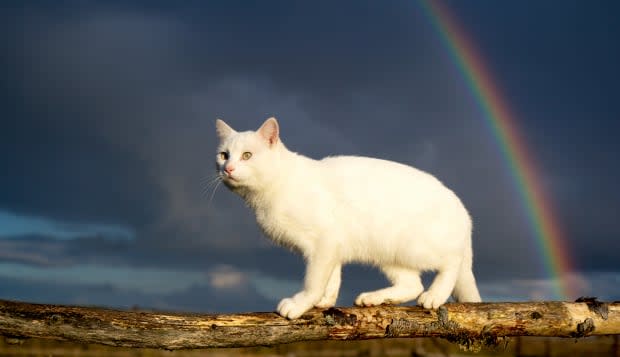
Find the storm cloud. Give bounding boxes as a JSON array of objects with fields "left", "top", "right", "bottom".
[{"left": 1, "top": 0, "right": 618, "bottom": 311}]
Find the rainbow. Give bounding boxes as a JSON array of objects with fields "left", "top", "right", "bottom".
[{"left": 419, "top": 0, "right": 575, "bottom": 300}]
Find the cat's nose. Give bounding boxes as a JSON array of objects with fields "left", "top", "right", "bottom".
[{"left": 224, "top": 165, "right": 235, "bottom": 175}]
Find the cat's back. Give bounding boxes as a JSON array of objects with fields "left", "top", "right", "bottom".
[
  {"left": 319, "top": 155, "right": 440, "bottom": 188},
  {"left": 317, "top": 155, "right": 464, "bottom": 213}
]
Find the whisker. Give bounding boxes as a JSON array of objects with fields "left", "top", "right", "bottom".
[
  {"left": 201, "top": 173, "right": 220, "bottom": 184},
  {"left": 201, "top": 173, "right": 223, "bottom": 201},
  {"left": 201, "top": 179, "right": 219, "bottom": 197},
  {"left": 208, "top": 179, "right": 222, "bottom": 205},
  {"left": 200, "top": 175, "right": 219, "bottom": 183}
]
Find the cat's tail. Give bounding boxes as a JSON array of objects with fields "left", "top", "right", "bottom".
[{"left": 452, "top": 241, "right": 482, "bottom": 302}]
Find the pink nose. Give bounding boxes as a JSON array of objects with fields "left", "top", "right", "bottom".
[{"left": 224, "top": 165, "right": 235, "bottom": 175}]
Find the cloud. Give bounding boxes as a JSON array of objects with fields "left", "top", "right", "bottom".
[
  {"left": 479, "top": 271, "right": 620, "bottom": 302},
  {"left": 1, "top": 0, "right": 545, "bottom": 282},
  {"left": 0, "top": 271, "right": 272, "bottom": 313},
  {"left": 0, "top": 210, "right": 133, "bottom": 241},
  {"left": 0, "top": 262, "right": 206, "bottom": 295},
  {"left": 0, "top": 259, "right": 276, "bottom": 312},
  {"left": 1, "top": 0, "right": 618, "bottom": 312},
  {"left": 207, "top": 265, "right": 249, "bottom": 290},
  {"left": 0, "top": 239, "right": 71, "bottom": 267}
]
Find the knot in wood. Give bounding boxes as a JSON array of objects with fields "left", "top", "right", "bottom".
[
  {"left": 322, "top": 308, "right": 357, "bottom": 326},
  {"left": 48, "top": 314, "right": 64, "bottom": 325},
  {"left": 530, "top": 311, "right": 543, "bottom": 319},
  {"left": 576, "top": 297, "right": 609, "bottom": 320},
  {"left": 574, "top": 318, "right": 595, "bottom": 337}
]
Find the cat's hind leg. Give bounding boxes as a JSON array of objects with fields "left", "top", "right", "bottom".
[
  {"left": 354, "top": 266, "right": 423, "bottom": 306},
  {"left": 315, "top": 264, "right": 341, "bottom": 308},
  {"left": 452, "top": 267, "right": 481, "bottom": 302}
]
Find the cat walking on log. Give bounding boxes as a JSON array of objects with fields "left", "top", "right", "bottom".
[{"left": 214, "top": 117, "right": 481, "bottom": 319}]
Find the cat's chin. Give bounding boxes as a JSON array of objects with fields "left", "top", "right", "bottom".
[{"left": 223, "top": 178, "right": 243, "bottom": 190}]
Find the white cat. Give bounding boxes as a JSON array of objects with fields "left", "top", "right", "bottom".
[{"left": 215, "top": 117, "right": 481, "bottom": 319}]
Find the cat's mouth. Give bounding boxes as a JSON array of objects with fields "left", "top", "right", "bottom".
[
  {"left": 222, "top": 172, "right": 236, "bottom": 181},
  {"left": 221, "top": 173, "right": 241, "bottom": 187}
]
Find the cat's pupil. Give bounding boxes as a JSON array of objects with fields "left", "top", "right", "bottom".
[{"left": 242, "top": 152, "right": 252, "bottom": 160}]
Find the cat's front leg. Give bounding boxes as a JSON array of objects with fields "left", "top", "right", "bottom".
[
  {"left": 277, "top": 253, "right": 338, "bottom": 319},
  {"left": 417, "top": 266, "right": 459, "bottom": 309},
  {"left": 315, "top": 264, "right": 341, "bottom": 308}
]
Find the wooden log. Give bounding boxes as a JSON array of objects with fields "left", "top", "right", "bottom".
[{"left": 0, "top": 299, "right": 619, "bottom": 350}]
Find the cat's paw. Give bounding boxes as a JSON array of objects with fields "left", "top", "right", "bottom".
[
  {"left": 277, "top": 293, "right": 314, "bottom": 319},
  {"left": 417, "top": 291, "right": 446, "bottom": 310},
  {"left": 315, "top": 294, "right": 337, "bottom": 308},
  {"left": 354, "top": 292, "right": 393, "bottom": 307}
]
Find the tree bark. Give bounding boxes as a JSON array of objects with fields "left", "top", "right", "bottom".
[{"left": 0, "top": 299, "right": 618, "bottom": 350}]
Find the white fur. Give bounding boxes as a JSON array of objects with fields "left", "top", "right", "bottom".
[{"left": 215, "top": 117, "right": 481, "bottom": 319}]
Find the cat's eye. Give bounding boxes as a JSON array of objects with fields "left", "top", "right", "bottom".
[
  {"left": 219, "top": 152, "right": 229, "bottom": 161},
  {"left": 241, "top": 152, "right": 252, "bottom": 160}
]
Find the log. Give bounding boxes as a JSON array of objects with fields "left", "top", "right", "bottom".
[{"left": 0, "top": 298, "right": 619, "bottom": 350}]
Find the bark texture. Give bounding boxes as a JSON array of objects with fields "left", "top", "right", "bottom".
[{"left": 1, "top": 299, "right": 618, "bottom": 350}]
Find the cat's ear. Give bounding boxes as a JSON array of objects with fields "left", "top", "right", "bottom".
[
  {"left": 215, "top": 119, "right": 236, "bottom": 140},
  {"left": 257, "top": 117, "right": 279, "bottom": 146}
]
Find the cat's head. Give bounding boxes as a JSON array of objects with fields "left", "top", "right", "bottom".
[{"left": 215, "top": 117, "right": 281, "bottom": 192}]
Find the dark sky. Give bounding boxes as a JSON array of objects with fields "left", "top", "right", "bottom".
[{"left": 1, "top": 0, "right": 619, "bottom": 312}]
